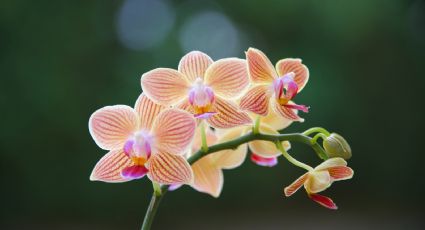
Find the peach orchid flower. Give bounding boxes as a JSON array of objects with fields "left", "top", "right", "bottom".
[
  {"left": 240, "top": 48, "right": 309, "bottom": 121},
  {"left": 89, "top": 94, "right": 195, "bottom": 185},
  {"left": 284, "top": 158, "right": 354, "bottom": 209},
  {"left": 141, "top": 51, "right": 251, "bottom": 128},
  {"left": 170, "top": 124, "right": 247, "bottom": 197},
  {"left": 217, "top": 107, "right": 292, "bottom": 167}
]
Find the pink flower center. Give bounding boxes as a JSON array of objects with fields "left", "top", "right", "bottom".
[
  {"left": 123, "top": 130, "right": 153, "bottom": 166},
  {"left": 273, "top": 72, "right": 309, "bottom": 113},
  {"left": 188, "top": 78, "right": 216, "bottom": 118}
]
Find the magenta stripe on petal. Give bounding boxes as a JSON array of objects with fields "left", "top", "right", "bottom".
[
  {"left": 121, "top": 165, "right": 148, "bottom": 180},
  {"left": 250, "top": 153, "right": 278, "bottom": 167},
  {"left": 194, "top": 112, "right": 217, "bottom": 119}
]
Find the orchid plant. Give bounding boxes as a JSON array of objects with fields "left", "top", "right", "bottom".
[{"left": 88, "top": 48, "right": 354, "bottom": 230}]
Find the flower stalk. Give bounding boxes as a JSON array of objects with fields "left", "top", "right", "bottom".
[{"left": 141, "top": 129, "right": 329, "bottom": 230}]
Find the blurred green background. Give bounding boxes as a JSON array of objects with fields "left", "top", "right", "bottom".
[{"left": 1, "top": 0, "right": 424, "bottom": 229}]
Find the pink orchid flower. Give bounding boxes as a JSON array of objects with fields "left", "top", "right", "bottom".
[
  {"left": 171, "top": 125, "right": 247, "bottom": 197},
  {"left": 284, "top": 158, "right": 354, "bottom": 209},
  {"left": 89, "top": 94, "right": 196, "bottom": 185},
  {"left": 216, "top": 107, "right": 293, "bottom": 167},
  {"left": 240, "top": 48, "right": 310, "bottom": 121},
  {"left": 141, "top": 51, "right": 252, "bottom": 128}
]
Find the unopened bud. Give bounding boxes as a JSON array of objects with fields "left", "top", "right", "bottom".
[{"left": 323, "top": 133, "right": 352, "bottom": 159}]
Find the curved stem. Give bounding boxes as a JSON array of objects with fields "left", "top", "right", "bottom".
[
  {"left": 302, "top": 127, "right": 331, "bottom": 136},
  {"left": 141, "top": 131, "right": 328, "bottom": 229},
  {"left": 311, "top": 133, "right": 328, "bottom": 144},
  {"left": 276, "top": 141, "right": 313, "bottom": 171}
]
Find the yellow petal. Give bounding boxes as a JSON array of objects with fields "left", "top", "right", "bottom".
[
  {"left": 240, "top": 85, "right": 270, "bottom": 116},
  {"left": 90, "top": 149, "right": 133, "bottom": 183},
  {"left": 89, "top": 105, "right": 138, "bottom": 150},
  {"left": 246, "top": 47, "right": 277, "bottom": 83},
  {"left": 261, "top": 104, "right": 295, "bottom": 131},
  {"left": 178, "top": 51, "right": 213, "bottom": 82},
  {"left": 204, "top": 58, "right": 249, "bottom": 99},
  {"left": 152, "top": 109, "right": 196, "bottom": 155},
  {"left": 141, "top": 68, "right": 189, "bottom": 106},
  {"left": 134, "top": 93, "right": 166, "bottom": 130},
  {"left": 147, "top": 152, "right": 194, "bottom": 185},
  {"left": 275, "top": 58, "right": 309, "bottom": 92},
  {"left": 314, "top": 157, "right": 347, "bottom": 171},
  {"left": 271, "top": 100, "right": 304, "bottom": 122},
  {"left": 212, "top": 127, "right": 248, "bottom": 169},
  {"left": 191, "top": 156, "right": 224, "bottom": 198},
  {"left": 248, "top": 124, "right": 290, "bottom": 158},
  {"left": 305, "top": 170, "right": 331, "bottom": 194}
]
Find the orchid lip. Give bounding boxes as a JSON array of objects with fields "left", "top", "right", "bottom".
[
  {"left": 284, "top": 104, "right": 310, "bottom": 113},
  {"left": 124, "top": 130, "right": 153, "bottom": 160},
  {"left": 251, "top": 153, "right": 278, "bottom": 167},
  {"left": 194, "top": 112, "right": 217, "bottom": 119}
]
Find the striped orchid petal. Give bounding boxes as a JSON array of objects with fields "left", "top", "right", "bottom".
[
  {"left": 207, "top": 97, "right": 252, "bottom": 128},
  {"left": 249, "top": 125, "right": 290, "bottom": 158},
  {"left": 246, "top": 48, "right": 277, "bottom": 84},
  {"left": 250, "top": 154, "right": 278, "bottom": 167},
  {"left": 178, "top": 51, "right": 213, "bottom": 82},
  {"left": 89, "top": 105, "right": 138, "bottom": 150},
  {"left": 305, "top": 170, "right": 332, "bottom": 194},
  {"left": 309, "top": 193, "right": 338, "bottom": 210},
  {"left": 327, "top": 166, "right": 354, "bottom": 181},
  {"left": 90, "top": 149, "right": 133, "bottom": 183},
  {"left": 204, "top": 58, "right": 249, "bottom": 99},
  {"left": 276, "top": 58, "right": 309, "bottom": 92},
  {"left": 240, "top": 85, "right": 270, "bottom": 116},
  {"left": 147, "top": 152, "right": 193, "bottom": 184},
  {"left": 261, "top": 104, "right": 295, "bottom": 131},
  {"left": 212, "top": 127, "right": 248, "bottom": 169},
  {"left": 272, "top": 100, "right": 304, "bottom": 122},
  {"left": 315, "top": 157, "right": 347, "bottom": 171},
  {"left": 152, "top": 109, "right": 196, "bottom": 155},
  {"left": 191, "top": 156, "right": 224, "bottom": 198},
  {"left": 141, "top": 68, "right": 189, "bottom": 106},
  {"left": 284, "top": 173, "right": 309, "bottom": 197},
  {"left": 134, "top": 93, "right": 166, "bottom": 130}
]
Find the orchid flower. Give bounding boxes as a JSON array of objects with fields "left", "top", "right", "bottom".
[
  {"left": 240, "top": 48, "right": 309, "bottom": 121},
  {"left": 170, "top": 124, "right": 247, "bottom": 197},
  {"left": 89, "top": 94, "right": 196, "bottom": 185},
  {"left": 284, "top": 158, "right": 354, "bottom": 209},
  {"left": 141, "top": 51, "right": 252, "bottom": 128},
  {"left": 217, "top": 106, "right": 292, "bottom": 167}
]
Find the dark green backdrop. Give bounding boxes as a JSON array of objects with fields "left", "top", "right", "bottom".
[{"left": 1, "top": 0, "right": 424, "bottom": 229}]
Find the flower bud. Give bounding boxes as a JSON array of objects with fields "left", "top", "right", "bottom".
[{"left": 323, "top": 133, "right": 352, "bottom": 159}]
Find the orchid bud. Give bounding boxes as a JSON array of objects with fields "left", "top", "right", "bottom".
[{"left": 323, "top": 133, "right": 352, "bottom": 159}]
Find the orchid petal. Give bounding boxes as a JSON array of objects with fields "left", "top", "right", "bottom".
[
  {"left": 205, "top": 58, "right": 249, "bottom": 98},
  {"left": 276, "top": 58, "right": 309, "bottom": 92},
  {"left": 250, "top": 154, "right": 278, "bottom": 167},
  {"left": 211, "top": 127, "right": 248, "bottom": 169},
  {"left": 309, "top": 193, "right": 338, "bottom": 210},
  {"left": 152, "top": 109, "right": 196, "bottom": 155},
  {"left": 246, "top": 48, "right": 277, "bottom": 83},
  {"left": 89, "top": 150, "right": 132, "bottom": 183},
  {"left": 248, "top": 125, "right": 290, "bottom": 157},
  {"left": 178, "top": 51, "right": 213, "bottom": 82},
  {"left": 315, "top": 157, "right": 347, "bottom": 171},
  {"left": 284, "top": 173, "right": 309, "bottom": 197},
  {"left": 328, "top": 166, "right": 354, "bottom": 181},
  {"left": 261, "top": 104, "right": 294, "bottom": 130},
  {"left": 207, "top": 97, "right": 252, "bottom": 128},
  {"left": 191, "top": 156, "right": 224, "bottom": 198},
  {"left": 134, "top": 93, "right": 166, "bottom": 130},
  {"left": 147, "top": 152, "right": 193, "bottom": 185},
  {"left": 89, "top": 105, "right": 138, "bottom": 150},
  {"left": 141, "top": 68, "right": 189, "bottom": 106},
  {"left": 121, "top": 165, "right": 148, "bottom": 180},
  {"left": 168, "top": 183, "right": 183, "bottom": 191},
  {"left": 272, "top": 100, "right": 304, "bottom": 122},
  {"left": 305, "top": 170, "right": 332, "bottom": 194},
  {"left": 239, "top": 85, "right": 270, "bottom": 116}
]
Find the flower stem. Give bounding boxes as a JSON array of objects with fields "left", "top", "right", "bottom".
[
  {"left": 200, "top": 122, "right": 208, "bottom": 153},
  {"left": 302, "top": 127, "right": 331, "bottom": 136},
  {"left": 276, "top": 141, "right": 313, "bottom": 171},
  {"left": 141, "top": 130, "right": 328, "bottom": 229},
  {"left": 311, "top": 133, "right": 328, "bottom": 144},
  {"left": 252, "top": 115, "right": 261, "bottom": 134}
]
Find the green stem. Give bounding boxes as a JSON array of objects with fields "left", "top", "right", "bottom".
[
  {"left": 200, "top": 122, "right": 208, "bottom": 152},
  {"left": 141, "top": 131, "right": 328, "bottom": 229},
  {"left": 252, "top": 115, "right": 261, "bottom": 134},
  {"left": 276, "top": 141, "right": 313, "bottom": 171},
  {"left": 311, "top": 133, "right": 328, "bottom": 144},
  {"left": 302, "top": 127, "right": 331, "bottom": 136}
]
